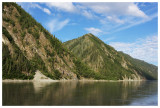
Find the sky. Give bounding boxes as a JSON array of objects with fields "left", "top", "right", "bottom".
[{"left": 17, "top": 2, "right": 158, "bottom": 66}]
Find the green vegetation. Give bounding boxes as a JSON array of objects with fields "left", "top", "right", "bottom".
[
  {"left": 3, "top": 27, "right": 35, "bottom": 80},
  {"left": 64, "top": 34, "right": 131, "bottom": 80},
  {"left": 44, "top": 46, "right": 55, "bottom": 57},
  {"left": 3, "top": 17, "right": 15, "bottom": 26},
  {"left": 21, "top": 31, "right": 26, "bottom": 39},
  {"left": 64, "top": 33, "right": 158, "bottom": 80},
  {"left": 44, "top": 33, "right": 68, "bottom": 56},
  {"left": 2, "top": 2, "right": 65, "bottom": 80},
  {"left": 3, "top": 26, "right": 62, "bottom": 80},
  {"left": 3, "top": 27, "right": 13, "bottom": 42},
  {"left": 3, "top": 2, "right": 68, "bottom": 55},
  {"left": 13, "top": 28, "right": 18, "bottom": 33},
  {"left": 3, "top": 2, "right": 68, "bottom": 80},
  {"left": 54, "top": 70, "right": 62, "bottom": 79},
  {"left": 3, "top": 2, "right": 39, "bottom": 29},
  {"left": 73, "top": 59, "right": 105, "bottom": 80},
  {"left": 33, "top": 31, "right": 39, "bottom": 39}
]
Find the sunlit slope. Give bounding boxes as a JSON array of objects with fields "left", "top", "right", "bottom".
[
  {"left": 2, "top": 2, "right": 103, "bottom": 80},
  {"left": 64, "top": 33, "right": 158, "bottom": 80}
]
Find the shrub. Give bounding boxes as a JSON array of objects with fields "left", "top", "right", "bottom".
[{"left": 13, "top": 28, "right": 18, "bottom": 33}]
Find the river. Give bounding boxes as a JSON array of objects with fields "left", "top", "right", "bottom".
[{"left": 2, "top": 80, "right": 158, "bottom": 106}]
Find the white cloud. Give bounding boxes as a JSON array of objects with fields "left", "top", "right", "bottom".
[
  {"left": 43, "top": 8, "right": 51, "bottom": 15},
  {"left": 44, "top": 2, "right": 96, "bottom": 19},
  {"left": 46, "top": 19, "right": 70, "bottom": 33},
  {"left": 109, "top": 36, "right": 158, "bottom": 65},
  {"left": 45, "top": 2, "right": 77, "bottom": 13},
  {"left": 112, "top": 13, "right": 157, "bottom": 33},
  {"left": 127, "top": 3, "right": 147, "bottom": 18},
  {"left": 18, "top": 3, "right": 51, "bottom": 15},
  {"left": 80, "top": 2, "right": 147, "bottom": 18},
  {"left": 42, "top": 2, "right": 154, "bottom": 31},
  {"left": 107, "top": 16, "right": 124, "bottom": 24},
  {"left": 77, "top": 2, "right": 150, "bottom": 29},
  {"left": 35, "top": 4, "right": 51, "bottom": 15},
  {"left": 85, "top": 27, "right": 102, "bottom": 35},
  {"left": 82, "top": 10, "right": 94, "bottom": 19},
  {"left": 43, "top": 2, "right": 148, "bottom": 20},
  {"left": 103, "top": 37, "right": 115, "bottom": 42},
  {"left": 78, "top": 2, "right": 152, "bottom": 33}
]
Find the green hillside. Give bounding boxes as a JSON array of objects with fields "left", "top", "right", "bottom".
[{"left": 64, "top": 33, "right": 158, "bottom": 80}]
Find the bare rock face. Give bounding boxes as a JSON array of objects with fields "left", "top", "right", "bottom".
[{"left": 33, "top": 70, "right": 53, "bottom": 81}]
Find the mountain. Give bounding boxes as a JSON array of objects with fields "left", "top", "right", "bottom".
[
  {"left": 2, "top": 3, "right": 157, "bottom": 80},
  {"left": 64, "top": 33, "right": 158, "bottom": 80},
  {"left": 2, "top": 2, "right": 103, "bottom": 80},
  {"left": 118, "top": 51, "right": 158, "bottom": 80}
]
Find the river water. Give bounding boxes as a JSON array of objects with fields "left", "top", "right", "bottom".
[{"left": 2, "top": 80, "right": 158, "bottom": 106}]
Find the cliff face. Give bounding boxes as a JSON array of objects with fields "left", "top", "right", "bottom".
[
  {"left": 2, "top": 2, "right": 98, "bottom": 80},
  {"left": 64, "top": 33, "right": 158, "bottom": 80}
]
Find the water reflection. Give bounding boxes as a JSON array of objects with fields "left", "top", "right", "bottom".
[{"left": 2, "top": 81, "right": 157, "bottom": 105}]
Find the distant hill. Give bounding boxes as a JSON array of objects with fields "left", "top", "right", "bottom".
[
  {"left": 118, "top": 51, "right": 158, "bottom": 80},
  {"left": 64, "top": 33, "right": 158, "bottom": 80}
]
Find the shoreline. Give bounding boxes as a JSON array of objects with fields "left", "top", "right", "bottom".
[
  {"left": 2, "top": 71, "right": 150, "bottom": 83},
  {"left": 2, "top": 79, "right": 147, "bottom": 83}
]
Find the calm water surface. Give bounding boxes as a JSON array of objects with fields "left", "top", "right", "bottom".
[{"left": 2, "top": 81, "right": 158, "bottom": 106}]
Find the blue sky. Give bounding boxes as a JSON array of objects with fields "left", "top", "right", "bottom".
[{"left": 17, "top": 2, "right": 158, "bottom": 65}]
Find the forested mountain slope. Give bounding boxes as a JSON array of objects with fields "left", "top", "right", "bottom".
[
  {"left": 2, "top": 2, "right": 103, "bottom": 80},
  {"left": 64, "top": 33, "right": 158, "bottom": 80}
]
